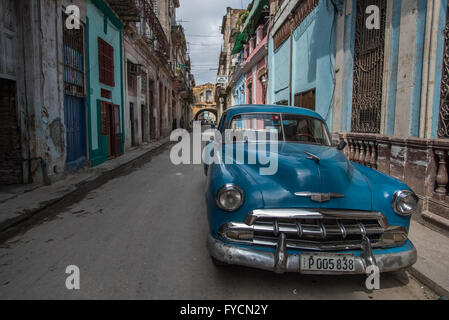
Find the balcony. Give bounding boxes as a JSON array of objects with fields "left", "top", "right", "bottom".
[
  {"left": 133, "top": 0, "right": 170, "bottom": 58},
  {"left": 106, "top": 0, "right": 140, "bottom": 22},
  {"left": 244, "top": 23, "right": 269, "bottom": 64}
]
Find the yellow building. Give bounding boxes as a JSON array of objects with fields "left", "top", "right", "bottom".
[{"left": 192, "top": 83, "right": 217, "bottom": 121}]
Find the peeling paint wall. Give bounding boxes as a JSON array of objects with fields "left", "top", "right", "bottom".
[{"left": 7, "top": 0, "right": 68, "bottom": 184}]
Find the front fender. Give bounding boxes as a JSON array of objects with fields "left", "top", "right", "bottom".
[
  {"left": 206, "top": 162, "right": 264, "bottom": 238},
  {"left": 353, "top": 163, "right": 413, "bottom": 229}
]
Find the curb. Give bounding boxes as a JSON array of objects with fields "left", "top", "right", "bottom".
[
  {"left": 0, "top": 140, "right": 172, "bottom": 242},
  {"left": 408, "top": 267, "right": 449, "bottom": 299}
]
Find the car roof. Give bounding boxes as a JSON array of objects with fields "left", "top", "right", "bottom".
[{"left": 224, "top": 105, "right": 325, "bottom": 122}]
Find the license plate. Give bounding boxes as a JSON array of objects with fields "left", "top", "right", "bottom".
[{"left": 300, "top": 253, "right": 355, "bottom": 273}]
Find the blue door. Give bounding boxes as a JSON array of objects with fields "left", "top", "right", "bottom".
[{"left": 64, "top": 94, "right": 87, "bottom": 172}]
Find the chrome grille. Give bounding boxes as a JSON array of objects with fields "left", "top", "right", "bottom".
[
  {"left": 218, "top": 209, "right": 407, "bottom": 251},
  {"left": 253, "top": 219, "right": 384, "bottom": 241}
]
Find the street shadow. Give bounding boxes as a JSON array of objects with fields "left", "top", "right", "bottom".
[{"left": 208, "top": 261, "right": 411, "bottom": 299}]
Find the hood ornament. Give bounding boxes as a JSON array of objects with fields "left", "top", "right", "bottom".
[
  {"left": 304, "top": 152, "right": 320, "bottom": 163},
  {"left": 295, "top": 192, "right": 345, "bottom": 203}
]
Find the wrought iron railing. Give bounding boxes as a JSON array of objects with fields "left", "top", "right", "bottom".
[
  {"left": 438, "top": 2, "right": 449, "bottom": 138},
  {"left": 62, "top": 13, "right": 85, "bottom": 96},
  {"left": 351, "top": 0, "right": 386, "bottom": 134},
  {"left": 134, "top": 0, "right": 169, "bottom": 58}
]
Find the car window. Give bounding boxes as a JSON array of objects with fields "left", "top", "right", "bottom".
[
  {"left": 226, "top": 113, "right": 331, "bottom": 146},
  {"left": 227, "top": 113, "right": 283, "bottom": 142},
  {"left": 282, "top": 114, "right": 331, "bottom": 146}
]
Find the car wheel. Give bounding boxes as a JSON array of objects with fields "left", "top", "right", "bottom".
[{"left": 211, "top": 256, "right": 227, "bottom": 267}]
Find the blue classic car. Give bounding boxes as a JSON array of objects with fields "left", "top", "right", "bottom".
[{"left": 205, "top": 105, "right": 418, "bottom": 274}]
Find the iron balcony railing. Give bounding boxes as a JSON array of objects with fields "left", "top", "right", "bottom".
[{"left": 134, "top": 0, "right": 169, "bottom": 58}]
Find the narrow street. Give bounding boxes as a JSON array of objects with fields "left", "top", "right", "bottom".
[{"left": 0, "top": 136, "right": 436, "bottom": 300}]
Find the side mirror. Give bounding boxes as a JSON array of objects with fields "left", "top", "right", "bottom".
[{"left": 336, "top": 140, "right": 347, "bottom": 151}]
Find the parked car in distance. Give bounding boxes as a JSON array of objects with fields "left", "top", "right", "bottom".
[{"left": 205, "top": 105, "right": 418, "bottom": 274}]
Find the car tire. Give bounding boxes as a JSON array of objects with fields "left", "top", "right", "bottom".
[{"left": 211, "top": 256, "right": 227, "bottom": 267}]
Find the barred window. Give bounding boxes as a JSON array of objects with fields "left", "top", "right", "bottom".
[{"left": 141, "top": 72, "right": 147, "bottom": 94}]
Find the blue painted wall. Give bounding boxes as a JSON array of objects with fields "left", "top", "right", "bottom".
[
  {"left": 269, "top": 0, "right": 337, "bottom": 129},
  {"left": 385, "top": 0, "right": 402, "bottom": 135},
  {"left": 409, "top": 0, "right": 427, "bottom": 136},
  {"left": 291, "top": 0, "right": 336, "bottom": 128},
  {"left": 270, "top": 36, "right": 290, "bottom": 104},
  {"left": 235, "top": 73, "right": 246, "bottom": 105},
  {"left": 340, "top": 0, "right": 356, "bottom": 133},
  {"left": 432, "top": 0, "right": 448, "bottom": 138}
]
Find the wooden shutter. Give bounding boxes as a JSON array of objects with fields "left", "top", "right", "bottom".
[{"left": 98, "top": 38, "right": 115, "bottom": 87}]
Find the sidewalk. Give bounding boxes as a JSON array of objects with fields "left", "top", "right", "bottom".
[
  {"left": 408, "top": 220, "right": 449, "bottom": 298},
  {"left": 0, "top": 137, "right": 170, "bottom": 234}
]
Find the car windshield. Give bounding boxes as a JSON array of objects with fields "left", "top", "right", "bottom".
[{"left": 227, "top": 113, "right": 331, "bottom": 146}]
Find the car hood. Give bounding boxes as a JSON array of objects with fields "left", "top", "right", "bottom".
[{"left": 223, "top": 142, "right": 372, "bottom": 210}]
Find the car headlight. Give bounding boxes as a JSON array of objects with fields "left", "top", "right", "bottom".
[
  {"left": 392, "top": 190, "right": 418, "bottom": 216},
  {"left": 216, "top": 184, "right": 244, "bottom": 212}
]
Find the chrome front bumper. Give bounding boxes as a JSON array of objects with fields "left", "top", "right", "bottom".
[{"left": 207, "top": 234, "right": 417, "bottom": 274}]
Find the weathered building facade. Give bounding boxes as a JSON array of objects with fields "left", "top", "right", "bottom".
[
  {"left": 0, "top": 0, "right": 194, "bottom": 186},
  {"left": 215, "top": 7, "right": 245, "bottom": 118},
  {"left": 0, "top": 0, "right": 91, "bottom": 185},
  {"left": 120, "top": 0, "right": 172, "bottom": 150},
  {"left": 242, "top": 0, "right": 269, "bottom": 105},
  {"left": 216, "top": 2, "right": 270, "bottom": 111},
  {"left": 267, "top": 0, "right": 449, "bottom": 228}
]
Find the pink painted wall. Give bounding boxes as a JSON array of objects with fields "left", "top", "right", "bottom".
[{"left": 244, "top": 24, "right": 268, "bottom": 105}]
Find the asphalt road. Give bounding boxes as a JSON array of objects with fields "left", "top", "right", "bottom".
[{"left": 0, "top": 135, "right": 437, "bottom": 299}]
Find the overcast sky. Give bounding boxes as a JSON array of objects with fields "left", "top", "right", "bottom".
[{"left": 177, "top": 0, "right": 252, "bottom": 85}]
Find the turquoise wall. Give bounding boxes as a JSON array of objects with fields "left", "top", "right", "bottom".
[
  {"left": 269, "top": 0, "right": 336, "bottom": 129},
  {"left": 270, "top": 37, "right": 290, "bottom": 104},
  {"left": 291, "top": 0, "right": 336, "bottom": 127},
  {"left": 86, "top": 0, "right": 124, "bottom": 166}
]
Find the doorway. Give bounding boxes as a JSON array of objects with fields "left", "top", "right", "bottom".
[
  {"left": 351, "top": 0, "right": 386, "bottom": 133},
  {"left": 141, "top": 104, "right": 147, "bottom": 143},
  {"left": 102, "top": 101, "right": 122, "bottom": 158},
  {"left": 149, "top": 85, "right": 156, "bottom": 140},
  {"left": 64, "top": 95, "right": 87, "bottom": 171},
  {"left": 0, "top": 78, "right": 22, "bottom": 184},
  {"left": 130, "top": 102, "right": 136, "bottom": 146},
  {"left": 109, "top": 104, "right": 122, "bottom": 157}
]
